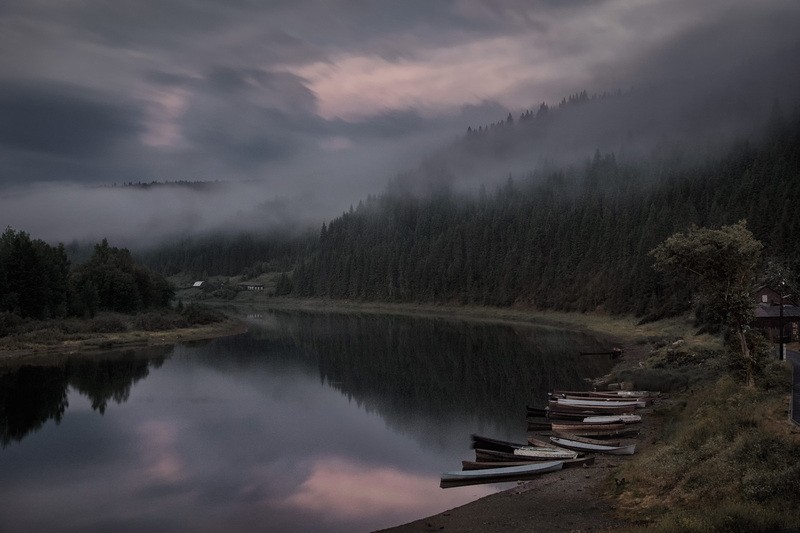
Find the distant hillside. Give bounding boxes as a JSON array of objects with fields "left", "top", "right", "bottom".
[
  {"left": 389, "top": 86, "right": 793, "bottom": 197},
  {"left": 109, "top": 180, "right": 225, "bottom": 191},
  {"left": 291, "top": 110, "right": 800, "bottom": 316}
]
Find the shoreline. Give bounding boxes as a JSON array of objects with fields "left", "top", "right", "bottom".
[
  {"left": 0, "top": 319, "right": 247, "bottom": 364},
  {"left": 380, "top": 338, "right": 656, "bottom": 533},
  {"left": 217, "top": 296, "right": 696, "bottom": 344},
  {"left": 0, "top": 297, "right": 681, "bottom": 531},
  {"left": 230, "top": 297, "right": 663, "bottom": 532}
]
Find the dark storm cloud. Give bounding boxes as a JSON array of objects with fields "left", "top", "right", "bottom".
[
  {"left": 1, "top": 0, "right": 799, "bottom": 244},
  {"left": 0, "top": 81, "right": 143, "bottom": 157}
]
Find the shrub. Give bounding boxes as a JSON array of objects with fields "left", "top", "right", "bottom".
[
  {"left": 87, "top": 315, "right": 128, "bottom": 333},
  {"left": 181, "top": 303, "right": 225, "bottom": 325},
  {"left": 133, "top": 311, "right": 188, "bottom": 331},
  {"left": 0, "top": 311, "right": 24, "bottom": 336}
]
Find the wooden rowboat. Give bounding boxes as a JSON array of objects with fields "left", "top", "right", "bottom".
[
  {"left": 440, "top": 461, "right": 563, "bottom": 487},
  {"left": 553, "top": 398, "right": 646, "bottom": 408},
  {"left": 551, "top": 431, "right": 620, "bottom": 447},
  {"left": 461, "top": 456, "right": 595, "bottom": 470},
  {"left": 526, "top": 436, "right": 576, "bottom": 452},
  {"left": 554, "top": 394, "right": 652, "bottom": 407},
  {"left": 471, "top": 434, "right": 528, "bottom": 452},
  {"left": 582, "top": 415, "right": 641, "bottom": 424},
  {"left": 548, "top": 402, "right": 636, "bottom": 415},
  {"left": 526, "top": 421, "right": 553, "bottom": 431},
  {"left": 526, "top": 405, "right": 549, "bottom": 417},
  {"left": 550, "top": 436, "right": 636, "bottom": 455},
  {"left": 553, "top": 389, "right": 656, "bottom": 398},
  {"left": 565, "top": 427, "right": 640, "bottom": 439},
  {"left": 551, "top": 422, "right": 626, "bottom": 432},
  {"left": 513, "top": 446, "right": 579, "bottom": 459},
  {"left": 475, "top": 448, "right": 574, "bottom": 462}
]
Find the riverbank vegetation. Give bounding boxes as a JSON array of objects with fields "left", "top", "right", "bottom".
[
  {"left": 1, "top": 230, "right": 229, "bottom": 355},
  {"left": 607, "top": 368, "right": 798, "bottom": 532}
]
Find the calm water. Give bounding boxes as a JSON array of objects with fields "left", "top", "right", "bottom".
[{"left": 0, "top": 310, "right": 614, "bottom": 532}]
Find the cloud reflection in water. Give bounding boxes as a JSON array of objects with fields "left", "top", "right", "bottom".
[{"left": 275, "top": 456, "right": 497, "bottom": 524}]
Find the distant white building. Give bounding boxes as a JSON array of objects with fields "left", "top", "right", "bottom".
[
  {"left": 238, "top": 283, "right": 264, "bottom": 291},
  {"left": 192, "top": 281, "right": 204, "bottom": 287}
]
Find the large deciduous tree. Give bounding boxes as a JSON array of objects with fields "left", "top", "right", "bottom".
[{"left": 650, "top": 220, "right": 763, "bottom": 387}]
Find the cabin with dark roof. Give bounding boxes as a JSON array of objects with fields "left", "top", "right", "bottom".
[{"left": 753, "top": 285, "right": 800, "bottom": 342}]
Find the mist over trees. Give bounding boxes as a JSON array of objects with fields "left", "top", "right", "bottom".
[
  {"left": 290, "top": 110, "right": 800, "bottom": 316},
  {"left": 139, "top": 231, "right": 315, "bottom": 278},
  {"left": 387, "top": 86, "right": 796, "bottom": 198}
]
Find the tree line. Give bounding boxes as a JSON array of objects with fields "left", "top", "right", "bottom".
[
  {"left": 0, "top": 230, "right": 173, "bottom": 320},
  {"left": 290, "top": 114, "right": 800, "bottom": 316},
  {"left": 140, "top": 232, "right": 314, "bottom": 278}
]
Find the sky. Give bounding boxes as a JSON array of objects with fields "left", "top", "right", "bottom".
[{"left": 1, "top": 0, "right": 799, "bottom": 245}]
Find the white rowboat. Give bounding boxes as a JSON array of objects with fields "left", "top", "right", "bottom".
[{"left": 550, "top": 437, "right": 636, "bottom": 455}]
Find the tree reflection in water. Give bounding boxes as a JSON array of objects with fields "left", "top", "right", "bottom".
[
  {"left": 190, "top": 311, "right": 616, "bottom": 440},
  {"left": 0, "top": 346, "right": 172, "bottom": 447}
]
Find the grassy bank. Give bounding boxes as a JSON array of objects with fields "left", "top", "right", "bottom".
[
  {"left": 608, "top": 369, "right": 799, "bottom": 532},
  {"left": 0, "top": 305, "right": 244, "bottom": 360},
  {"left": 211, "top": 295, "right": 715, "bottom": 342}
]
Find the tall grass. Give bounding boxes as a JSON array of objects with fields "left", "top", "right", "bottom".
[{"left": 610, "top": 373, "right": 800, "bottom": 531}]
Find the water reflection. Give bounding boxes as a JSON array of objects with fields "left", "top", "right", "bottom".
[
  {"left": 198, "top": 311, "right": 613, "bottom": 440},
  {"left": 0, "top": 310, "right": 615, "bottom": 532},
  {"left": 0, "top": 346, "right": 171, "bottom": 447}
]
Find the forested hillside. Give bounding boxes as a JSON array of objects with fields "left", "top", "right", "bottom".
[
  {"left": 141, "top": 231, "right": 314, "bottom": 278},
  {"left": 290, "top": 113, "right": 800, "bottom": 316}
]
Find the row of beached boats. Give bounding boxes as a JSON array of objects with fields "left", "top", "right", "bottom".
[{"left": 440, "top": 389, "right": 657, "bottom": 487}]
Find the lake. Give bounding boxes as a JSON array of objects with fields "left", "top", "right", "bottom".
[{"left": 0, "top": 310, "right": 615, "bottom": 532}]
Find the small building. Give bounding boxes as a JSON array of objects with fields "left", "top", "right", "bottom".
[
  {"left": 753, "top": 285, "right": 800, "bottom": 342},
  {"left": 237, "top": 283, "right": 264, "bottom": 291},
  {"left": 192, "top": 281, "right": 204, "bottom": 288}
]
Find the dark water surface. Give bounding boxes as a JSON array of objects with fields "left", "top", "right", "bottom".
[{"left": 0, "top": 310, "right": 615, "bottom": 532}]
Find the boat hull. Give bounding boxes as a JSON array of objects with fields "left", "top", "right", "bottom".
[
  {"left": 550, "top": 436, "right": 636, "bottom": 455},
  {"left": 440, "top": 461, "right": 563, "bottom": 487}
]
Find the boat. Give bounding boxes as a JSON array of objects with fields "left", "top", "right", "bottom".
[
  {"left": 554, "top": 395, "right": 652, "bottom": 407},
  {"left": 582, "top": 414, "right": 641, "bottom": 424},
  {"left": 551, "top": 422, "right": 626, "bottom": 432},
  {"left": 550, "top": 436, "right": 636, "bottom": 455},
  {"left": 553, "top": 398, "right": 646, "bottom": 408},
  {"left": 564, "top": 427, "right": 640, "bottom": 439},
  {"left": 475, "top": 448, "right": 574, "bottom": 462},
  {"left": 526, "top": 436, "right": 576, "bottom": 453},
  {"left": 461, "top": 456, "right": 594, "bottom": 470},
  {"left": 553, "top": 389, "right": 656, "bottom": 398},
  {"left": 551, "top": 431, "right": 620, "bottom": 447},
  {"left": 513, "top": 446, "right": 579, "bottom": 459},
  {"left": 440, "top": 461, "right": 563, "bottom": 487},
  {"left": 552, "top": 409, "right": 628, "bottom": 420},
  {"left": 526, "top": 405, "right": 549, "bottom": 417},
  {"left": 547, "top": 402, "right": 636, "bottom": 415},
  {"left": 470, "top": 434, "right": 528, "bottom": 452}
]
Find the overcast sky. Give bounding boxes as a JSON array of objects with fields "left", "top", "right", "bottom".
[{"left": 2, "top": 0, "right": 799, "bottom": 244}]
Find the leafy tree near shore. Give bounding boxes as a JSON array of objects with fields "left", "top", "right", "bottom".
[
  {"left": 70, "top": 239, "right": 173, "bottom": 316},
  {"left": 0, "top": 228, "right": 69, "bottom": 319},
  {"left": 650, "top": 220, "right": 764, "bottom": 387},
  {"left": 1, "top": 231, "right": 174, "bottom": 321}
]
